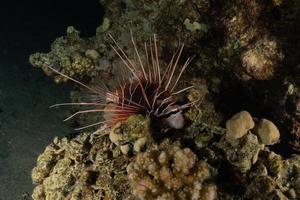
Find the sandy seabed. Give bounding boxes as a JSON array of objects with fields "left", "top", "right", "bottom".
[{"left": 0, "top": 29, "right": 72, "bottom": 200}]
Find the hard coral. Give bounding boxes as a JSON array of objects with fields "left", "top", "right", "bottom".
[
  {"left": 225, "top": 110, "right": 254, "bottom": 140},
  {"left": 30, "top": 27, "right": 100, "bottom": 83},
  {"left": 254, "top": 118, "right": 280, "bottom": 145},
  {"left": 219, "top": 111, "right": 281, "bottom": 172},
  {"left": 127, "top": 140, "right": 217, "bottom": 200},
  {"left": 31, "top": 133, "right": 132, "bottom": 200}
]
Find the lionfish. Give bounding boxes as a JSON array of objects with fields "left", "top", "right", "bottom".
[{"left": 47, "top": 33, "right": 195, "bottom": 131}]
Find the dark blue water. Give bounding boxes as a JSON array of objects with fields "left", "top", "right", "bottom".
[{"left": 0, "top": 1, "right": 103, "bottom": 199}]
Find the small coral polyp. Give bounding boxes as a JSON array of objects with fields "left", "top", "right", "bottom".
[{"left": 49, "top": 34, "right": 194, "bottom": 130}]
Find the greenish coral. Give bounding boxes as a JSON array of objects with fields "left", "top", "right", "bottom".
[
  {"left": 127, "top": 140, "right": 217, "bottom": 200},
  {"left": 109, "top": 114, "right": 153, "bottom": 155},
  {"left": 218, "top": 132, "right": 264, "bottom": 172},
  {"left": 245, "top": 176, "right": 288, "bottom": 200},
  {"left": 101, "top": 17, "right": 110, "bottom": 32},
  {"left": 263, "top": 152, "right": 300, "bottom": 195},
  {"left": 184, "top": 18, "right": 208, "bottom": 33},
  {"left": 100, "top": 0, "right": 211, "bottom": 45},
  {"left": 185, "top": 80, "right": 223, "bottom": 126}
]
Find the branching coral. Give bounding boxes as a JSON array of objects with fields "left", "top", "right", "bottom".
[{"left": 127, "top": 140, "right": 217, "bottom": 200}]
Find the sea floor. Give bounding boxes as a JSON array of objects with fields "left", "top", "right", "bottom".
[
  {"left": 0, "top": 53, "right": 71, "bottom": 200},
  {"left": 0, "top": 0, "right": 102, "bottom": 198},
  {"left": 0, "top": 12, "right": 73, "bottom": 200}
]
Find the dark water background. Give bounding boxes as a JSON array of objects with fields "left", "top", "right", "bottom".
[{"left": 0, "top": 1, "right": 103, "bottom": 199}]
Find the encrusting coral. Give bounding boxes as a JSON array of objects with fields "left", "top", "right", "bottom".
[{"left": 218, "top": 132, "right": 264, "bottom": 173}]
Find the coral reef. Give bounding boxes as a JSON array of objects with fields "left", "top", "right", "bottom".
[
  {"left": 31, "top": 111, "right": 300, "bottom": 199},
  {"left": 272, "top": 79, "right": 300, "bottom": 151},
  {"left": 218, "top": 132, "right": 264, "bottom": 173},
  {"left": 217, "top": 112, "right": 280, "bottom": 172},
  {"left": 30, "top": 0, "right": 300, "bottom": 199},
  {"left": 31, "top": 133, "right": 132, "bottom": 200},
  {"left": 254, "top": 118, "right": 280, "bottom": 145},
  {"left": 29, "top": 0, "right": 216, "bottom": 86}
]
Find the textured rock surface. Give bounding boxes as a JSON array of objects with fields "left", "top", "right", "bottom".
[{"left": 246, "top": 151, "right": 300, "bottom": 199}]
